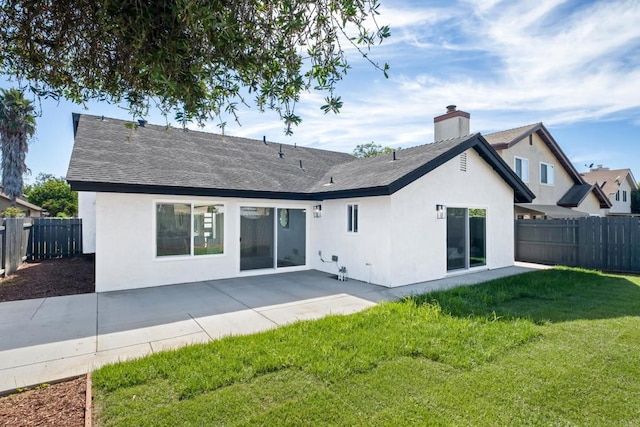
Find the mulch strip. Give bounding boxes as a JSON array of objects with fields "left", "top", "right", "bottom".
[
  {"left": 0, "top": 257, "right": 95, "bottom": 303},
  {"left": 0, "top": 377, "right": 86, "bottom": 426},
  {"left": 0, "top": 258, "right": 95, "bottom": 425}
]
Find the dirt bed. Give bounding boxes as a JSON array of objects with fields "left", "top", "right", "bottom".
[
  {"left": 0, "top": 376, "right": 87, "bottom": 426},
  {"left": 0, "top": 257, "right": 95, "bottom": 303}
]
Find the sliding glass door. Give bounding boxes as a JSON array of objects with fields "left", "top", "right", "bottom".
[
  {"left": 240, "top": 207, "right": 306, "bottom": 271},
  {"left": 446, "top": 207, "right": 486, "bottom": 271},
  {"left": 240, "top": 207, "right": 275, "bottom": 271},
  {"left": 277, "top": 208, "right": 306, "bottom": 267},
  {"left": 469, "top": 209, "right": 486, "bottom": 267}
]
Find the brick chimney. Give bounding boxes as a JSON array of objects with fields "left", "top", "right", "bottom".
[{"left": 434, "top": 105, "right": 470, "bottom": 141}]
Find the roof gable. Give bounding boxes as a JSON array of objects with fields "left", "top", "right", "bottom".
[
  {"left": 581, "top": 168, "right": 637, "bottom": 196},
  {"left": 485, "top": 123, "right": 584, "bottom": 185},
  {"left": 557, "top": 183, "right": 611, "bottom": 209},
  {"left": 67, "top": 114, "right": 534, "bottom": 203},
  {"left": 0, "top": 192, "right": 43, "bottom": 211}
]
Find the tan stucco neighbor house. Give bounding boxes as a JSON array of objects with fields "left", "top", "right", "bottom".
[
  {"left": 581, "top": 166, "right": 637, "bottom": 216},
  {"left": 432, "top": 106, "right": 611, "bottom": 219},
  {"left": 482, "top": 123, "right": 611, "bottom": 219},
  {"left": 0, "top": 192, "right": 43, "bottom": 217}
]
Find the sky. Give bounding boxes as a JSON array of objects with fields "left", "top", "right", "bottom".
[{"left": 2, "top": 0, "right": 640, "bottom": 184}]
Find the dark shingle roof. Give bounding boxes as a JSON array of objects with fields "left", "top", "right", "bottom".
[
  {"left": 67, "top": 114, "right": 534, "bottom": 203},
  {"left": 67, "top": 114, "right": 353, "bottom": 194},
  {"left": 557, "top": 184, "right": 594, "bottom": 207},
  {"left": 557, "top": 184, "right": 611, "bottom": 209},
  {"left": 310, "top": 137, "right": 472, "bottom": 193}
]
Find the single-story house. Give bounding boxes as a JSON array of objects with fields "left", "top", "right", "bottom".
[
  {"left": 67, "top": 113, "right": 533, "bottom": 292},
  {"left": 0, "top": 191, "right": 43, "bottom": 217}
]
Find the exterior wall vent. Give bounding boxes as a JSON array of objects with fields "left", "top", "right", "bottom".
[{"left": 460, "top": 152, "right": 467, "bottom": 172}]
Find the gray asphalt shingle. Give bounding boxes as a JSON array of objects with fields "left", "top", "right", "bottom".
[
  {"left": 67, "top": 114, "right": 353, "bottom": 193},
  {"left": 67, "top": 114, "right": 533, "bottom": 202}
]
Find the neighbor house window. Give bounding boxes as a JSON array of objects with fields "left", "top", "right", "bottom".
[
  {"left": 616, "top": 190, "right": 620, "bottom": 201},
  {"left": 623, "top": 190, "right": 627, "bottom": 202},
  {"left": 540, "top": 162, "right": 554, "bottom": 185},
  {"left": 347, "top": 204, "right": 359, "bottom": 233},
  {"left": 514, "top": 157, "right": 529, "bottom": 182},
  {"left": 156, "top": 203, "right": 224, "bottom": 257}
]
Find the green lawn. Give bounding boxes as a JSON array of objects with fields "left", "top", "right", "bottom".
[{"left": 92, "top": 268, "right": 640, "bottom": 426}]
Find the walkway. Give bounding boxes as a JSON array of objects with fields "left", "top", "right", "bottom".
[{"left": 0, "top": 264, "right": 545, "bottom": 393}]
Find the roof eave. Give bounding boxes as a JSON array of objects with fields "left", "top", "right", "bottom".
[
  {"left": 592, "top": 184, "right": 613, "bottom": 208},
  {"left": 69, "top": 135, "right": 536, "bottom": 204}
]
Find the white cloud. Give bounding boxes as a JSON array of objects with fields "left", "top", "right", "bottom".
[{"left": 186, "top": 0, "right": 640, "bottom": 156}]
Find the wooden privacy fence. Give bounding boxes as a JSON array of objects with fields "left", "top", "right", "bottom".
[
  {"left": 0, "top": 218, "right": 32, "bottom": 276},
  {"left": 515, "top": 217, "right": 640, "bottom": 273},
  {"left": 28, "top": 218, "right": 83, "bottom": 261},
  {"left": 0, "top": 217, "right": 83, "bottom": 276}
]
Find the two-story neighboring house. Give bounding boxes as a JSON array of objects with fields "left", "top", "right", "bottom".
[
  {"left": 433, "top": 107, "right": 611, "bottom": 219},
  {"left": 581, "top": 166, "right": 637, "bottom": 216}
]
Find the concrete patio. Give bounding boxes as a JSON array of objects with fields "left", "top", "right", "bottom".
[{"left": 0, "top": 264, "right": 545, "bottom": 393}]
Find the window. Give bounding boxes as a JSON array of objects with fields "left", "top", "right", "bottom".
[
  {"left": 156, "top": 202, "right": 224, "bottom": 257},
  {"left": 514, "top": 157, "right": 529, "bottom": 182},
  {"left": 347, "top": 204, "right": 359, "bottom": 233},
  {"left": 623, "top": 190, "right": 627, "bottom": 202},
  {"left": 193, "top": 204, "right": 225, "bottom": 255},
  {"left": 616, "top": 190, "right": 620, "bottom": 201},
  {"left": 540, "top": 163, "right": 554, "bottom": 185}
]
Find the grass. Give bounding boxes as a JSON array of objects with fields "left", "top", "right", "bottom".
[{"left": 92, "top": 268, "right": 640, "bottom": 426}]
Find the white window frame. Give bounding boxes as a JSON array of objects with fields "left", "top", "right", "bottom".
[
  {"left": 347, "top": 204, "right": 359, "bottom": 233},
  {"left": 154, "top": 200, "right": 226, "bottom": 260},
  {"left": 540, "top": 162, "right": 554, "bottom": 185},
  {"left": 616, "top": 190, "right": 620, "bottom": 201},
  {"left": 623, "top": 190, "right": 627, "bottom": 202},
  {"left": 514, "top": 156, "right": 529, "bottom": 183}
]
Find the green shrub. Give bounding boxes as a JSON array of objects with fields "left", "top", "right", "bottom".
[{"left": 1, "top": 206, "right": 25, "bottom": 217}]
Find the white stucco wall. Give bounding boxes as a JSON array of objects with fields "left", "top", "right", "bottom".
[
  {"left": 93, "top": 149, "right": 517, "bottom": 291},
  {"left": 310, "top": 196, "right": 392, "bottom": 286},
  {"left": 388, "top": 148, "right": 515, "bottom": 287},
  {"left": 94, "top": 192, "right": 313, "bottom": 292},
  {"left": 608, "top": 177, "right": 634, "bottom": 214},
  {"left": 78, "top": 191, "right": 96, "bottom": 254}
]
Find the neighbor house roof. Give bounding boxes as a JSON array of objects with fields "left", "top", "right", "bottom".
[
  {"left": 516, "top": 204, "right": 590, "bottom": 219},
  {"left": 484, "top": 122, "right": 584, "bottom": 184},
  {"left": 485, "top": 122, "right": 611, "bottom": 208},
  {"left": 557, "top": 184, "right": 611, "bottom": 209},
  {"left": 581, "top": 168, "right": 637, "bottom": 196},
  {"left": 0, "top": 192, "right": 43, "bottom": 211},
  {"left": 483, "top": 123, "right": 540, "bottom": 147},
  {"left": 67, "top": 114, "right": 534, "bottom": 203}
]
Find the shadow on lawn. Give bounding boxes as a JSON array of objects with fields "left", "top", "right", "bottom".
[{"left": 409, "top": 268, "right": 640, "bottom": 324}]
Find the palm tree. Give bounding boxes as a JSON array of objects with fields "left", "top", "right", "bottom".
[{"left": 0, "top": 88, "right": 35, "bottom": 204}]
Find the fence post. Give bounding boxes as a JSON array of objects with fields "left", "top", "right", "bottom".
[
  {"left": 0, "top": 219, "right": 5, "bottom": 276},
  {"left": 4, "top": 217, "right": 25, "bottom": 275}
]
